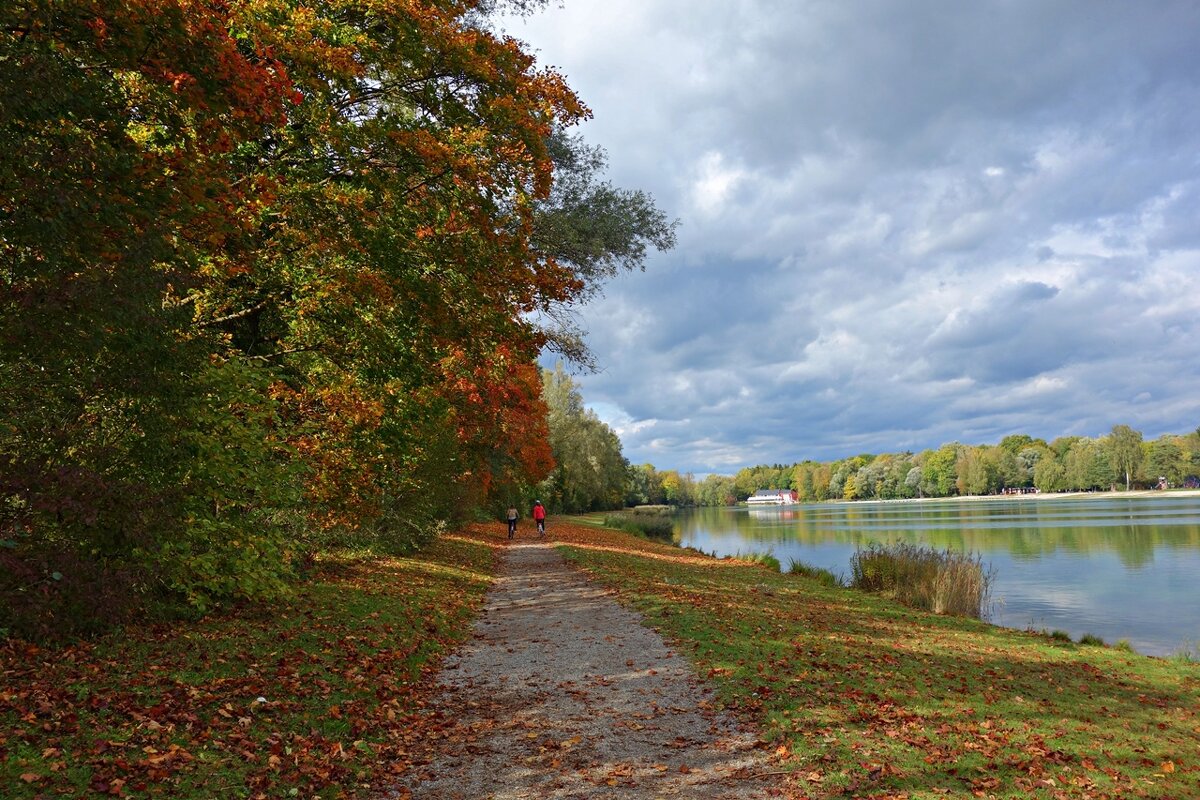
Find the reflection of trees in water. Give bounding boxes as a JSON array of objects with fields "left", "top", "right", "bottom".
[
  {"left": 1112, "top": 526, "right": 1158, "bottom": 568},
  {"left": 687, "top": 506, "right": 1200, "bottom": 567}
]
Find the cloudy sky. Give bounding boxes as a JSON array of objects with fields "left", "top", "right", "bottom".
[{"left": 501, "top": 0, "right": 1200, "bottom": 476}]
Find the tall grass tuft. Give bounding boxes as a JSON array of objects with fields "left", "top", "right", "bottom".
[
  {"left": 629, "top": 504, "right": 674, "bottom": 516},
  {"left": 740, "top": 551, "right": 782, "bottom": 572},
  {"left": 603, "top": 511, "right": 675, "bottom": 539},
  {"left": 849, "top": 542, "right": 993, "bottom": 619},
  {"left": 787, "top": 559, "right": 844, "bottom": 588}
]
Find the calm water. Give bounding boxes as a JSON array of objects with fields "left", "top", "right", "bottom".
[{"left": 674, "top": 495, "right": 1200, "bottom": 656}]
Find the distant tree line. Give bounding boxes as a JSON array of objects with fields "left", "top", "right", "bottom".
[
  {"left": 528, "top": 380, "right": 1200, "bottom": 511},
  {"left": 692, "top": 425, "right": 1200, "bottom": 505}
]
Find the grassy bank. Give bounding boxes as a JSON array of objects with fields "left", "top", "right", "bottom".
[
  {"left": 0, "top": 528, "right": 500, "bottom": 799},
  {"left": 552, "top": 521, "right": 1200, "bottom": 799}
]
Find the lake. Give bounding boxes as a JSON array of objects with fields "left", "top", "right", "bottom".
[{"left": 673, "top": 493, "right": 1200, "bottom": 657}]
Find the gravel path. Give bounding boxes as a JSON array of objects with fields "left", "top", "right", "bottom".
[{"left": 397, "top": 540, "right": 777, "bottom": 799}]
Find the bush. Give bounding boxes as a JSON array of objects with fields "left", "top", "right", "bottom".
[
  {"left": 849, "top": 542, "right": 993, "bottom": 619},
  {"left": 1079, "top": 633, "right": 1105, "bottom": 646},
  {"left": 787, "top": 559, "right": 844, "bottom": 588}
]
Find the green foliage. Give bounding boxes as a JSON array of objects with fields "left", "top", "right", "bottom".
[
  {"left": 155, "top": 360, "right": 306, "bottom": 610},
  {"left": 1147, "top": 437, "right": 1185, "bottom": 485},
  {"left": 0, "top": 1, "right": 673, "bottom": 638},
  {"left": 1106, "top": 424, "right": 1145, "bottom": 490},
  {"left": 540, "top": 365, "right": 629, "bottom": 513},
  {"left": 1049, "top": 629, "right": 1073, "bottom": 642},
  {"left": 1078, "top": 633, "right": 1106, "bottom": 646},
  {"left": 733, "top": 464, "right": 795, "bottom": 500},
  {"left": 850, "top": 543, "right": 993, "bottom": 619},
  {"left": 921, "top": 445, "right": 960, "bottom": 498}
]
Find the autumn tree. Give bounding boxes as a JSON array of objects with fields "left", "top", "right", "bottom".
[
  {"left": 1, "top": 0, "right": 674, "bottom": 635},
  {"left": 1, "top": 0, "right": 301, "bottom": 634}
]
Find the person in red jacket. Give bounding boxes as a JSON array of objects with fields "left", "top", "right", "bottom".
[{"left": 532, "top": 500, "right": 546, "bottom": 537}]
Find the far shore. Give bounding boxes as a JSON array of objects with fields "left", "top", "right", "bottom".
[{"left": 766, "top": 487, "right": 1200, "bottom": 508}]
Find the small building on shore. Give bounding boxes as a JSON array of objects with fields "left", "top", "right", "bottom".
[{"left": 746, "top": 489, "right": 799, "bottom": 506}]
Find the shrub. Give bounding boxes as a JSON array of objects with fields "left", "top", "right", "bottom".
[
  {"left": 1078, "top": 633, "right": 1105, "bottom": 646},
  {"left": 1114, "top": 639, "right": 1135, "bottom": 653},
  {"left": 787, "top": 559, "right": 844, "bottom": 587},
  {"left": 849, "top": 542, "right": 993, "bottom": 619},
  {"left": 1049, "top": 629, "right": 1072, "bottom": 642}
]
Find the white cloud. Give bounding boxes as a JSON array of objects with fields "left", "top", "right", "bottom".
[
  {"left": 689, "top": 151, "right": 746, "bottom": 216},
  {"left": 508, "top": 0, "right": 1200, "bottom": 474}
]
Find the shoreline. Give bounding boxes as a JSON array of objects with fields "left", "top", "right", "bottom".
[{"left": 757, "top": 487, "right": 1200, "bottom": 508}]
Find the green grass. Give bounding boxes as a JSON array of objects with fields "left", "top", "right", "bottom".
[
  {"left": 553, "top": 522, "right": 1200, "bottom": 799},
  {"left": 0, "top": 530, "right": 498, "bottom": 799}
]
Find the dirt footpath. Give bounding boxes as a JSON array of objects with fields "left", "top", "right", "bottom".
[{"left": 396, "top": 539, "right": 777, "bottom": 799}]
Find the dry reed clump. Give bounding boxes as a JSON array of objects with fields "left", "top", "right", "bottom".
[
  {"left": 603, "top": 511, "right": 675, "bottom": 539},
  {"left": 849, "top": 542, "right": 993, "bottom": 619}
]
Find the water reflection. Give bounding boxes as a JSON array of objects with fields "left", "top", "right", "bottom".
[{"left": 676, "top": 496, "right": 1200, "bottom": 656}]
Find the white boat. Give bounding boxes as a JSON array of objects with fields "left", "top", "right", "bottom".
[{"left": 745, "top": 489, "right": 799, "bottom": 506}]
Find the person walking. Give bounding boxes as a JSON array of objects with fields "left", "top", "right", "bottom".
[
  {"left": 506, "top": 505, "right": 518, "bottom": 539},
  {"left": 532, "top": 500, "right": 546, "bottom": 537}
]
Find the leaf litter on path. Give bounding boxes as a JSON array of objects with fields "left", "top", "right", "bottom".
[{"left": 391, "top": 540, "right": 781, "bottom": 799}]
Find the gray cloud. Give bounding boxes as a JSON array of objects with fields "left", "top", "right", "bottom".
[{"left": 511, "top": 1, "right": 1200, "bottom": 474}]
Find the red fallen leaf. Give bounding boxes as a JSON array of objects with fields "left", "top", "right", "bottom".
[{"left": 20, "top": 773, "right": 42, "bottom": 783}]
